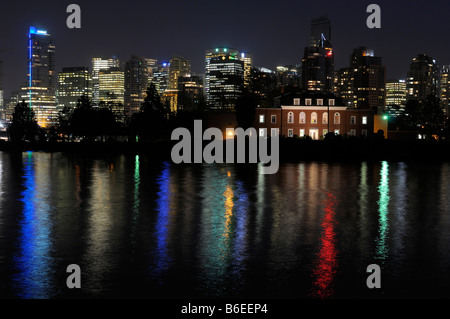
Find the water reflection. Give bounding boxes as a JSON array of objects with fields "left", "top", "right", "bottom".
[
  {"left": 151, "top": 161, "right": 173, "bottom": 280},
  {"left": 13, "top": 153, "right": 54, "bottom": 298},
  {"left": 310, "top": 192, "right": 338, "bottom": 299},
  {"left": 375, "top": 161, "right": 390, "bottom": 262}
]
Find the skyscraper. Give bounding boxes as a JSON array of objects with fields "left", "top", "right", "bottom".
[
  {"left": 441, "top": 65, "right": 450, "bottom": 114},
  {"left": 301, "top": 16, "right": 334, "bottom": 94},
  {"left": 57, "top": 67, "right": 92, "bottom": 110},
  {"left": 310, "top": 15, "right": 331, "bottom": 47},
  {"left": 91, "top": 57, "right": 120, "bottom": 106},
  {"left": 98, "top": 67, "right": 125, "bottom": 121},
  {"left": 205, "top": 47, "right": 244, "bottom": 110},
  {"left": 124, "top": 55, "right": 148, "bottom": 116},
  {"left": 385, "top": 79, "right": 406, "bottom": 107},
  {"left": 351, "top": 47, "right": 385, "bottom": 113},
  {"left": 23, "top": 26, "right": 56, "bottom": 128},
  {"left": 406, "top": 54, "right": 439, "bottom": 103},
  {"left": 162, "top": 56, "right": 191, "bottom": 113}
]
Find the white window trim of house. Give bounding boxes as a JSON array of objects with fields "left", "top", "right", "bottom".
[
  {"left": 329, "top": 99, "right": 335, "bottom": 106},
  {"left": 299, "top": 112, "right": 306, "bottom": 124},
  {"left": 334, "top": 112, "right": 340, "bottom": 124},
  {"left": 293, "top": 98, "right": 300, "bottom": 106},
  {"left": 350, "top": 116, "right": 356, "bottom": 125},
  {"left": 305, "top": 98, "right": 312, "bottom": 106},
  {"left": 317, "top": 99, "right": 323, "bottom": 106},
  {"left": 287, "top": 112, "right": 294, "bottom": 123}
]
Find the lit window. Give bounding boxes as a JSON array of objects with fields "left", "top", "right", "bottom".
[
  {"left": 322, "top": 112, "right": 328, "bottom": 124},
  {"left": 259, "top": 128, "right": 265, "bottom": 137},
  {"left": 300, "top": 129, "right": 305, "bottom": 137},
  {"left": 288, "top": 129, "right": 294, "bottom": 137},
  {"left": 311, "top": 112, "right": 317, "bottom": 124},
  {"left": 362, "top": 116, "right": 367, "bottom": 125},
  {"left": 299, "top": 112, "right": 306, "bottom": 124},
  {"left": 335, "top": 129, "right": 340, "bottom": 135},
  {"left": 259, "top": 115, "right": 264, "bottom": 123}
]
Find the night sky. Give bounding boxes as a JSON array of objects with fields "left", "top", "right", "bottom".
[{"left": 1, "top": 0, "right": 450, "bottom": 97}]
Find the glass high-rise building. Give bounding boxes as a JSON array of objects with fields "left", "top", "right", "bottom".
[
  {"left": 22, "top": 26, "right": 56, "bottom": 128},
  {"left": 57, "top": 67, "right": 91, "bottom": 110},
  {"left": 91, "top": 57, "right": 120, "bottom": 106},
  {"left": 205, "top": 47, "right": 244, "bottom": 110},
  {"left": 98, "top": 67, "right": 125, "bottom": 122},
  {"left": 124, "top": 55, "right": 148, "bottom": 116},
  {"left": 385, "top": 79, "right": 406, "bottom": 107}
]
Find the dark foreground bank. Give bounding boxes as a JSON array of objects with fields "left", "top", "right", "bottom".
[{"left": 0, "top": 138, "right": 449, "bottom": 162}]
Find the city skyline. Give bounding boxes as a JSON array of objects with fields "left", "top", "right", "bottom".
[{"left": 1, "top": 0, "right": 450, "bottom": 98}]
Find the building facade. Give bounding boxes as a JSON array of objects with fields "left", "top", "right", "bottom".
[
  {"left": 406, "top": 54, "right": 439, "bottom": 103},
  {"left": 24, "top": 26, "right": 57, "bottom": 128},
  {"left": 91, "top": 57, "right": 120, "bottom": 106},
  {"left": 124, "top": 55, "right": 148, "bottom": 116},
  {"left": 57, "top": 67, "right": 91, "bottom": 110},
  {"left": 254, "top": 96, "right": 374, "bottom": 139},
  {"left": 205, "top": 47, "right": 244, "bottom": 110}
]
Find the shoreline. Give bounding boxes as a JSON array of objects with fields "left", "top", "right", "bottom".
[{"left": 0, "top": 139, "right": 449, "bottom": 162}]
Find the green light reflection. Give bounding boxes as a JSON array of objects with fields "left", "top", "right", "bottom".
[{"left": 375, "top": 161, "right": 389, "bottom": 261}]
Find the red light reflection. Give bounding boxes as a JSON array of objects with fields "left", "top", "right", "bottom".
[{"left": 310, "top": 192, "right": 338, "bottom": 299}]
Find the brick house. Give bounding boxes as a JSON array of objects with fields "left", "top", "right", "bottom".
[{"left": 254, "top": 95, "right": 374, "bottom": 139}]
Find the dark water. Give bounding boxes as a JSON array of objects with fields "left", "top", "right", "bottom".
[{"left": 0, "top": 151, "right": 449, "bottom": 299}]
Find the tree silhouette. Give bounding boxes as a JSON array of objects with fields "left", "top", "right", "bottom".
[{"left": 8, "top": 100, "right": 39, "bottom": 142}]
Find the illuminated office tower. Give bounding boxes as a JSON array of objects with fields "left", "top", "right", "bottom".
[
  {"left": 57, "top": 67, "right": 91, "bottom": 110},
  {"left": 385, "top": 80, "right": 406, "bottom": 107},
  {"left": 205, "top": 47, "right": 244, "bottom": 110},
  {"left": 351, "top": 47, "right": 385, "bottom": 112},
  {"left": 91, "top": 57, "right": 120, "bottom": 106},
  {"left": 240, "top": 52, "right": 253, "bottom": 88},
  {"left": 151, "top": 61, "right": 170, "bottom": 95},
  {"left": 124, "top": 56, "right": 148, "bottom": 116},
  {"left": 168, "top": 56, "right": 191, "bottom": 90},
  {"left": 441, "top": 65, "right": 450, "bottom": 114},
  {"left": 334, "top": 67, "right": 355, "bottom": 107},
  {"left": 98, "top": 67, "right": 125, "bottom": 121},
  {"left": 24, "top": 26, "right": 56, "bottom": 128},
  {"left": 177, "top": 73, "right": 204, "bottom": 112},
  {"left": 406, "top": 54, "right": 439, "bottom": 103},
  {"left": 302, "top": 16, "right": 334, "bottom": 93},
  {"left": 160, "top": 56, "right": 191, "bottom": 113}
]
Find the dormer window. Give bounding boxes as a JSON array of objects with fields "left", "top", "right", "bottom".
[
  {"left": 293, "top": 98, "right": 300, "bottom": 106},
  {"left": 305, "top": 99, "right": 312, "bottom": 106},
  {"left": 317, "top": 99, "right": 323, "bottom": 106},
  {"left": 329, "top": 99, "right": 335, "bottom": 106}
]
